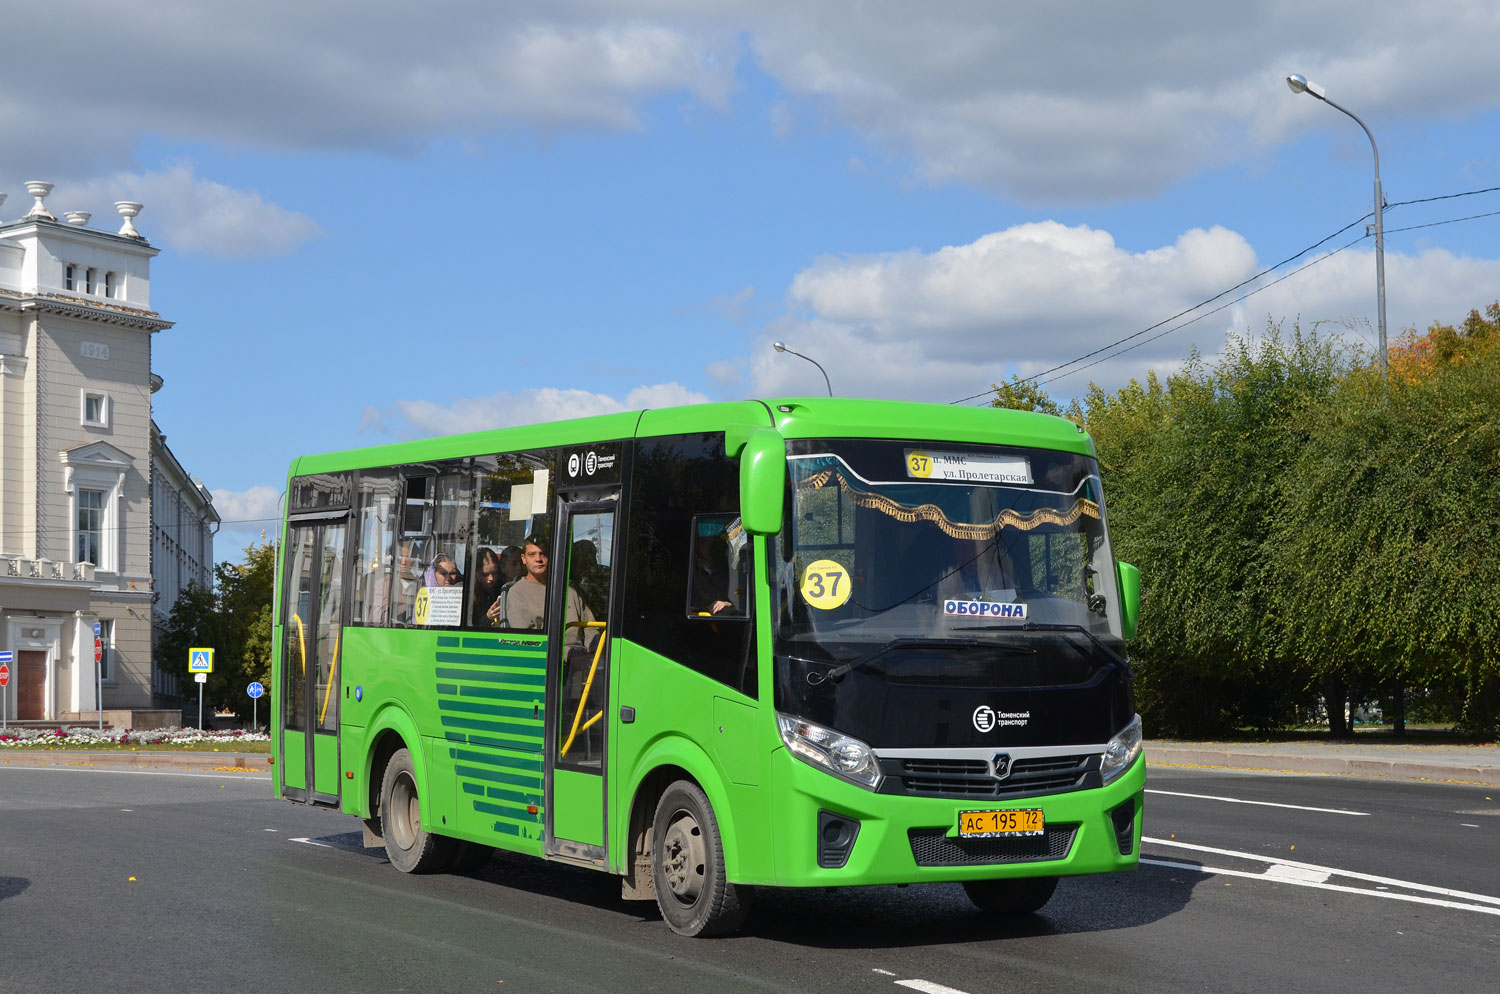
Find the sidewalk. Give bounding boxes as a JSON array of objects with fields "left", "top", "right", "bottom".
[
  {"left": 0, "top": 749, "right": 270, "bottom": 772},
  {"left": 1146, "top": 739, "right": 1500, "bottom": 786}
]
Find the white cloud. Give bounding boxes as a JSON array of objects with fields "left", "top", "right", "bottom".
[
  {"left": 8, "top": 3, "right": 1497, "bottom": 207},
  {"left": 0, "top": 2, "right": 738, "bottom": 170},
  {"left": 746, "top": 1, "right": 1500, "bottom": 199},
  {"left": 377, "top": 381, "right": 712, "bottom": 437},
  {"left": 63, "top": 166, "right": 323, "bottom": 258},
  {"left": 210, "top": 485, "right": 284, "bottom": 559},
  {"left": 754, "top": 221, "right": 1500, "bottom": 402}
]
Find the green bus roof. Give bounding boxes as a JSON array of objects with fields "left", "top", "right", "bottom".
[{"left": 287, "top": 397, "right": 1094, "bottom": 480}]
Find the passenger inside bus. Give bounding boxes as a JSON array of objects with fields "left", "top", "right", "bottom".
[
  {"left": 691, "top": 533, "right": 736, "bottom": 615},
  {"left": 471, "top": 547, "right": 504, "bottom": 627},
  {"left": 425, "top": 553, "right": 462, "bottom": 587}
]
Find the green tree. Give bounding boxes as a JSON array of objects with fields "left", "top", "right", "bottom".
[
  {"left": 1080, "top": 324, "right": 1348, "bottom": 735},
  {"left": 989, "top": 375, "right": 1063, "bottom": 416},
  {"left": 1273, "top": 307, "right": 1500, "bottom": 736},
  {"left": 158, "top": 542, "right": 277, "bottom": 726}
]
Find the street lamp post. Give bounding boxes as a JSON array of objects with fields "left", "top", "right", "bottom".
[
  {"left": 772, "top": 341, "right": 833, "bottom": 396},
  {"left": 1286, "top": 73, "right": 1388, "bottom": 378}
]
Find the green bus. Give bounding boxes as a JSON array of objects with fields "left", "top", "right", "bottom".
[{"left": 272, "top": 398, "right": 1144, "bottom": 936}]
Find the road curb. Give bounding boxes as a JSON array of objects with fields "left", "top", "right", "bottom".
[
  {"left": 1146, "top": 745, "right": 1500, "bottom": 786},
  {"left": 0, "top": 749, "right": 271, "bottom": 772}
]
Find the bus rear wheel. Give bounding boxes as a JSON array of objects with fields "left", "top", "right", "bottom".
[
  {"left": 380, "top": 747, "right": 454, "bottom": 873},
  {"left": 651, "top": 780, "right": 749, "bottom": 937},
  {"left": 963, "top": 876, "right": 1058, "bottom": 914}
]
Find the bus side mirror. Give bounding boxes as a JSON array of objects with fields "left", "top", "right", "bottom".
[
  {"left": 1116, "top": 561, "right": 1140, "bottom": 640},
  {"left": 739, "top": 428, "right": 786, "bottom": 535}
]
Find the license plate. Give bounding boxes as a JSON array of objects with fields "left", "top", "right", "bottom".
[{"left": 959, "top": 808, "right": 1044, "bottom": 838}]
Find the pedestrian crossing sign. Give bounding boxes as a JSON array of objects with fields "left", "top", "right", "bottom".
[{"left": 188, "top": 647, "right": 214, "bottom": 673}]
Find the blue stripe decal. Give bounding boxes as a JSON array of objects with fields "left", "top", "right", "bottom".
[
  {"left": 435, "top": 667, "right": 547, "bottom": 686},
  {"left": 455, "top": 764, "right": 543, "bottom": 789},
  {"left": 450, "top": 749, "right": 543, "bottom": 774},
  {"left": 440, "top": 714, "right": 543, "bottom": 737},
  {"left": 434, "top": 635, "right": 548, "bottom": 845},
  {"left": 459, "top": 685, "right": 543, "bottom": 704},
  {"left": 435, "top": 651, "right": 546, "bottom": 668},
  {"left": 440, "top": 699, "right": 536, "bottom": 720}
]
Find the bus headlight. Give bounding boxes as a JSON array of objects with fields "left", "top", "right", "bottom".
[
  {"left": 1100, "top": 713, "right": 1143, "bottom": 784},
  {"left": 777, "top": 713, "right": 882, "bottom": 790}
]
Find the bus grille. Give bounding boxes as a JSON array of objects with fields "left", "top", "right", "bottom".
[
  {"left": 908, "top": 825, "right": 1078, "bottom": 866},
  {"left": 884, "top": 754, "right": 1097, "bottom": 799}
]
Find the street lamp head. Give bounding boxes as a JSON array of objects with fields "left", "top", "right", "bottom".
[
  {"left": 1285, "top": 73, "right": 1326, "bottom": 100},
  {"left": 773, "top": 341, "right": 788, "bottom": 353}
]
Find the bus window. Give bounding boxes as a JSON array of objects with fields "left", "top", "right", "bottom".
[
  {"left": 471, "top": 450, "right": 555, "bottom": 631},
  {"left": 623, "top": 433, "right": 756, "bottom": 697},
  {"left": 352, "top": 469, "right": 400, "bottom": 626}
]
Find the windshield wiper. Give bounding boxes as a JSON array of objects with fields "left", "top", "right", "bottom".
[{"left": 805, "top": 637, "right": 1033, "bottom": 686}]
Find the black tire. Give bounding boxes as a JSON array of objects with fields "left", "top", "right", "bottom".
[
  {"left": 963, "top": 876, "right": 1058, "bottom": 914},
  {"left": 380, "top": 747, "right": 454, "bottom": 873},
  {"left": 447, "top": 841, "right": 496, "bottom": 873},
  {"left": 651, "top": 780, "right": 750, "bottom": 937}
]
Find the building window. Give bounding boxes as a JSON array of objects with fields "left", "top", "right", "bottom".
[
  {"left": 97, "top": 619, "right": 115, "bottom": 683},
  {"left": 65, "top": 264, "right": 76, "bottom": 291},
  {"left": 85, "top": 268, "right": 97, "bottom": 294},
  {"left": 61, "top": 441, "right": 130, "bottom": 574},
  {"left": 103, "top": 271, "right": 116, "bottom": 298},
  {"left": 81, "top": 390, "right": 110, "bottom": 427},
  {"left": 78, "top": 489, "right": 104, "bottom": 565}
]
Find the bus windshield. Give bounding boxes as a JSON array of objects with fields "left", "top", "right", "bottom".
[{"left": 774, "top": 438, "right": 1122, "bottom": 660}]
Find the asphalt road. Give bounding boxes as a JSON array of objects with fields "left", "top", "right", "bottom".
[{"left": 1, "top": 763, "right": 1495, "bottom": 993}]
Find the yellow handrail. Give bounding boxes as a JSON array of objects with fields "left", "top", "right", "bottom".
[
  {"left": 293, "top": 614, "right": 306, "bottom": 674},
  {"left": 318, "top": 630, "right": 339, "bottom": 726},
  {"left": 559, "top": 621, "right": 608, "bottom": 758}
]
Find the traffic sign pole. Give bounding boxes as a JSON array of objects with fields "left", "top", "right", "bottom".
[
  {"left": 1, "top": 651, "right": 12, "bottom": 731},
  {"left": 247, "top": 681, "right": 265, "bottom": 733},
  {"left": 95, "top": 632, "right": 104, "bottom": 732}
]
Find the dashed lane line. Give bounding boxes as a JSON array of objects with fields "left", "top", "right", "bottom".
[{"left": 1146, "top": 788, "right": 1368, "bottom": 816}]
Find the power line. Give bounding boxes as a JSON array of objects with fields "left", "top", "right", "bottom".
[
  {"left": 1035, "top": 233, "right": 1366, "bottom": 388},
  {"left": 954, "top": 182, "right": 1500, "bottom": 405}
]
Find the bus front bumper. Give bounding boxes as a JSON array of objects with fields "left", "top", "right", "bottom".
[{"left": 757, "top": 749, "right": 1145, "bottom": 888}]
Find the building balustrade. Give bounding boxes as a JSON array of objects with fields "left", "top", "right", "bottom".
[{"left": 1, "top": 555, "right": 96, "bottom": 582}]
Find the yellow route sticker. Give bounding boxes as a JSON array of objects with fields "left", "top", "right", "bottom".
[
  {"left": 800, "top": 559, "right": 852, "bottom": 610},
  {"left": 906, "top": 449, "right": 933, "bottom": 478},
  {"left": 414, "top": 587, "right": 431, "bottom": 626}
]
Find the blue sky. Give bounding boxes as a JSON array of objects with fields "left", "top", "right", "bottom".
[{"left": 8, "top": 2, "right": 1500, "bottom": 556}]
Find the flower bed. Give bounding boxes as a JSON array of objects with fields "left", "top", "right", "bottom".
[{"left": 0, "top": 726, "right": 271, "bottom": 748}]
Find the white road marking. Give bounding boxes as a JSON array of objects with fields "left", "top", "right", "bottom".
[
  {"left": 1146, "top": 788, "right": 1368, "bottom": 816},
  {"left": 896, "top": 981, "right": 971, "bottom": 994},
  {"left": 1143, "top": 836, "right": 1500, "bottom": 911},
  {"left": 289, "top": 837, "right": 335, "bottom": 849},
  {"left": 1141, "top": 857, "right": 1500, "bottom": 917},
  {"left": 1461, "top": 823, "right": 1479, "bottom": 828},
  {"left": 1264, "top": 863, "right": 1331, "bottom": 883},
  {"left": 872, "top": 970, "right": 896, "bottom": 976}
]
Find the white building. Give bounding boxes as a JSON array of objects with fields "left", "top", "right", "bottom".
[
  {"left": 0, "top": 181, "right": 214, "bottom": 726},
  {"left": 150, "top": 419, "right": 219, "bottom": 705}
]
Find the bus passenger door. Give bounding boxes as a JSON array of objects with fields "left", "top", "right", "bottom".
[
  {"left": 280, "top": 516, "right": 346, "bottom": 807},
  {"left": 546, "top": 492, "right": 618, "bottom": 862}
]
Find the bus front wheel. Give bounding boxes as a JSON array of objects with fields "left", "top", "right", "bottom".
[
  {"left": 963, "top": 876, "right": 1058, "bottom": 914},
  {"left": 651, "top": 780, "right": 749, "bottom": 937},
  {"left": 380, "top": 747, "right": 454, "bottom": 873}
]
